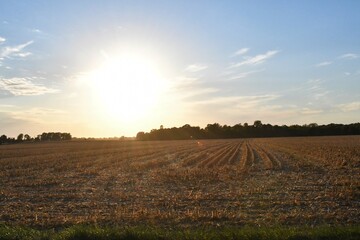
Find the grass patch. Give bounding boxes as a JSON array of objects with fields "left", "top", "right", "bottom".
[{"left": 0, "top": 225, "right": 359, "bottom": 240}]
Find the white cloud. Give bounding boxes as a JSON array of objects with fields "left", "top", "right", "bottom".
[
  {"left": 169, "top": 76, "right": 218, "bottom": 98},
  {"left": 195, "top": 94, "right": 280, "bottom": 107},
  {"left": 227, "top": 69, "right": 264, "bottom": 81},
  {"left": 9, "top": 107, "right": 67, "bottom": 122},
  {"left": 189, "top": 94, "right": 285, "bottom": 122},
  {"left": 232, "top": 48, "right": 249, "bottom": 57},
  {"left": 184, "top": 64, "right": 208, "bottom": 72},
  {"left": 337, "top": 101, "right": 360, "bottom": 112},
  {"left": 0, "top": 37, "right": 5, "bottom": 44},
  {"left": 307, "top": 78, "right": 323, "bottom": 84},
  {"left": 30, "top": 28, "right": 42, "bottom": 33},
  {"left": 169, "top": 76, "right": 200, "bottom": 91},
  {"left": 0, "top": 77, "right": 58, "bottom": 96},
  {"left": 0, "top": 40, "right": 33, "bottom": 59},
  {"left": 316, "top": 61, "right": 332, "bottom": 67},
  {"left": 339, "top": 53, "right": 358, "bottom": 60},
  {"left": 300, "top": 108, "right": 323, "bottom": 115},
  {"left": 0, "top": 105, "right": 68, "bottom": 130},
  {"left": 230, "top": 50, "right": 279, "bottom": 68},
  {"left": 306, "top": 79, "right": 331, "bottom": 100}
]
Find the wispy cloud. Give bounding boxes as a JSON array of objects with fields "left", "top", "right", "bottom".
[
  {"left": 230, "top": 50, "right": 279, "bottom": 68},
  {"left": 0, "top": 105, "right": 68, "bottom": 130},
  {"left": 30, "top": 28, "right": 43, "bottom": 33},
  {"left": 227, "top": 69, "right": 264, "bottom": 81},
  {"left": 189, "top": 94, "right": 284, "bottom": 122},
  {"left": 195, "top": 94, "right": 280, "bottom": 106},
  {"left": 0, "top": 36, "right": 5, "bottom": 44},
  {"left": 9, "top": 107, "right": 67, "bottom": 122},
  {"left": 169, "top": 76, "right": 218, "bottom": 98},
  {"left": 232, "top": 48, "right": 249, "bottom": 57},
  {"left": 0, "top": 104, "right": 15, "bottom": 109},
  {"left": 339, "top": 53, "right": 358, "bottom": 60},
  {"left": 316, "top": 61, "right": 332, "bottom": 67},
  {"left": 185, "top": 64, "right": 208, "bottom": 72},
  {"left": 336, "top": 101, "right": 360, "bottom": 112},
  {"left": 0, "top": 77, "right": 58, "bottom": 96},
  {"left": 306, "top": 79, "right": 331, "bottom": 100},
  {"left": 0, "top": 40, "right": 33, "bottom": 60},
  {"left": 300, "top": 108, "right": 323, "bottom": 115}
]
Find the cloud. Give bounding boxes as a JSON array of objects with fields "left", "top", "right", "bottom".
[
  {"left": 185, "top": 64, "right": 208, "bottom": 72},
  {"left": 227, "top": 69, "right": 264, "bottom": 81},
  {"left": 188, "top": 94, "right": 285, "bottom": 122},
  {"left": 30, "top": 28, "right": 42, "bottom": 33},
  {"left": 0, "top": 40, "right": 33, "bottom": 59},
  {"left": 9, "top": 107, "right": 67, "bottom": 122},
  {"left": 316, "top": 61, "right": 332, "bottom": 67},
  {"left": 300, "top": 108, "right": 323, "bottom": 115},
  {"left": 230, "top": 50, "right": 279, "bottom": 68},
  {"left": 169, "top": 76, "right": 218, "bottom": 98},
  {"left": 0, "top": 36, "right": 5, "bottom": 44},
  {"left": 232, "top": 48, "right": 249, "bottom": 57},
  {"left": 339, "top": 53, "right": 358, "bottom": 60},
  {"left": 337, "top": 101, "right": 360, "bottom": 112},
  {"left": 195, "top": 94, "right": 280, "bottom": 107},
  {"left": 305, "top": 79, "right": 331, "bottom": 100},
  {"left": 0, "top": 77, "right": 58, "bottom": 96},
  {"left": 0, "top": 106, "right": 69, "bottom": 135}
]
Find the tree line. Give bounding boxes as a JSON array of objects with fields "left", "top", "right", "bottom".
[
  {"left": 0, "top": 132, "right": 72, "bottom": 144},
  {"left": 136, "top": 121, "right": 360, "bottom": 141}
]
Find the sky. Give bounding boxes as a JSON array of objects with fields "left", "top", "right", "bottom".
[{"left": 0, "top": 0, "right": 359, "bottom": 138}]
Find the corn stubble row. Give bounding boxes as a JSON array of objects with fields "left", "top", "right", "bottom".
[{"left": 0, "top": 136, "right": 359, "bottom": 227}]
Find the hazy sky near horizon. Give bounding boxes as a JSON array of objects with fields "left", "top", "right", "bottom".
[{"left": 1, "top": 0, "right": 360, "bottom": 137}]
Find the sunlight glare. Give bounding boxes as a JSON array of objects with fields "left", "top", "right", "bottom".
[{"left": 88, "top": 53, "right": 166, "bottom": 122}]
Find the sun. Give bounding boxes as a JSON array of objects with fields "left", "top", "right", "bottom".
[{"left": 88, "top": 53, "right": 166, "bottom": 122}]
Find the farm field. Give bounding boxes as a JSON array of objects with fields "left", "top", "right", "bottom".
[{"left": 0, "top": 136, "right": 359, "bottom": 228}]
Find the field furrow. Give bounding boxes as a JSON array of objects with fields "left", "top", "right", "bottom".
[
  {"left": 181, "top": 141, "right": 230, "bottom": 167},
  {"left": 196, "top": 142, "right": 235, "bottom": 168},
  {"left": 1, "top": 136, "right": 359, "bottom": 227}
]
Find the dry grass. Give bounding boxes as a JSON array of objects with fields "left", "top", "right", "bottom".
[{"left": 0, "top": 136, "right": 359, "bottom": 227}]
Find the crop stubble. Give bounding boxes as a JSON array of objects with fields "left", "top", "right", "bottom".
[{"left": 0, "top": 136, "right": 359, "bottom": 227}]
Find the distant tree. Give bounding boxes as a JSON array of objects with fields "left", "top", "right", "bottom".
[
  {"left": 17, "top": 133, "right": 24, "bottom": 142},
  {"left": 35, "top": 135, "right": 41, "bottom": 141},
  {"left": 0, "top": 134, "right": 7, "bottom": 144},
  {"left": 41, "top": 132, "right": 48, "bottom": 141},
  {"left": 24, "top": 134, "right": 31, "bottom": 141},
  {"left": 136, "top": 122, "right": 360, "bottom": 141},
  {"left": 205, "top": 123, "right": 223, "bottom": 138},
  {"left": 61, "top": 133, "right": 72, "bottom": 140},
  {"left": 136, "top": 132, "right": 146, "bottom": 140},
  {"left": 253, "top": 120, "right": 263, "bottom": 128}
]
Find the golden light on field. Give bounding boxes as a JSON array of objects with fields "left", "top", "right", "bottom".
[{"left": 88, "top": 52, "right": 167, "bottom": 122}]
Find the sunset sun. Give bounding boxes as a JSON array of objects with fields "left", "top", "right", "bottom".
[{"left": 88, "top": 53, "right": 166, "bottom": 122}]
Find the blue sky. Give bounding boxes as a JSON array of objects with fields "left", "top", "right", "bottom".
[{"left": 0, "top": 1, "right": 359, "bottom": 137}]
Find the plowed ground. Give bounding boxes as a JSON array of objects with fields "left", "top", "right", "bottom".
[{"left": 0, "top": 136, "right": 359, "bottom": 227}]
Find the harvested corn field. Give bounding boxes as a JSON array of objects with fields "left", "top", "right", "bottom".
[{"left": 0, "top": 136, "right": 359, "bottom": 227}]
